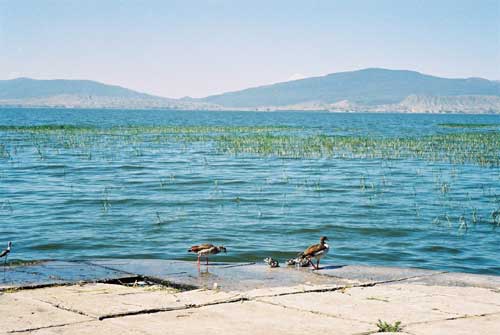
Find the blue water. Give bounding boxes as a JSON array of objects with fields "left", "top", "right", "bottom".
[{"left": 1, "top": 108, "right": 499, "bottom": 275}]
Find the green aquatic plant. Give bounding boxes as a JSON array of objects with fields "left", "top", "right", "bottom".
[
  {"left": 492, "top": 209, "right": 500, "bottom": 225},
  {"left": 214, "top": 132, "right": 500, "bottom": 167},
  {"left": 0, "top": 124, "right": 499, "bottom": 166},
  {"left": 0, "top": 144, "right": 11, "bottom": 159},
  {"left": 101, "top": 187, "right": 111, "bottom": 212},
  {"left": 438, "top": 123, "right": 500, "bottom": 128},
  {"left": 376, "top": 320, "right": 403, "bottom": 332}
]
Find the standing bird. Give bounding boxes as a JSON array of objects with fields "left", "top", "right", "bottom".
[
  {"left": 188, "top": 244, "right": 227, "bottom": 265},
  {"left": 1, "top": 241, "right": 12, "bottom": 266},
  {"left": 299, "top": 236, "right": 329, "bottom": 270}
]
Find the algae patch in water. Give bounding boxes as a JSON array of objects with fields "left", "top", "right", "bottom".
[
  {"left": 438, "top": 123, "right": 500, "bottom": 128},
  {"left": 0, "top": 124, "right": 499, "bottom": 167}
]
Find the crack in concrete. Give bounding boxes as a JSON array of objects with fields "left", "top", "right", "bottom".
[
  {"left": 253, "top": 298, "right": 375, "bottom": 326},
  {"left": 7, "top": 320, "right": 91, "bottom": 334},
  {"left": 97, "top": 294, "right": 246, "bottom": 320},
  {"left": 79, "top": 261, "right": 139, "bottom": 277},
  {"left": 405, "top": 311, "right": 500, "bottom": 326},
  {"left": 244, "top": 271, "right": 450, "bottom": 300},
  {"left": 0, "top": 282, "right": 75, "bottom": 293},
  {"left": 34, "top": 297, "right": 95, "bottom": 319},
  {"left": 221, "top": 262, "right": 256, "bottom": 269}
]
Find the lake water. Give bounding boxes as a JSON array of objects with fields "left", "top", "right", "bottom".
[{"left": 0, "top": 108, "right": 499, "bottom": 275}]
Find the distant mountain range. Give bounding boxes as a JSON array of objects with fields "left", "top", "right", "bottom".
[
  {"left": 1, "top": 69, "right": 499, "bottom": 113},
  {"left": 0, "top": 77, "right": 216, "bottom": 110}
]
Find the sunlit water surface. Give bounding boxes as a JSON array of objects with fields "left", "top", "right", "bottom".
[{"left": 0, "top": 108, "right": 499, "bottom": 275}]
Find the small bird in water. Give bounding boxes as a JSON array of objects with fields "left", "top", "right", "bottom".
[
  {"left": 264, "top": 257, "right": 279, "bottom": 268},
  {"left": 0, "top": 241, "right": 12, "bottom": 265},
  {"left": 188, "top": 244, "right": 227, "bottom": 265},
  {"left": 299, "top": 236, "right": 329, "bottom": 270}
]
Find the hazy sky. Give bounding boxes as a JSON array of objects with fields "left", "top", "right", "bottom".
[{"left": 1, "top": 0, "right": 499, "bottom": 98}]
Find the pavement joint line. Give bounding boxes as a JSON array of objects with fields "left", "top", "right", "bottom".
[
  {"left": 80, "top": 260, "right": 139, "bottom": 277},
  {"left": 6, "top": 320, "right": 92, "bottom": 334},
  {"left": 364, "top": 271, "right": 450, "bottom": 286},
  {"left": 97, "top": 294, "right": 246, "bottom": 320},
  {"left": 402, "top": 311, "right": 500, "bottom": 327},
  {"left": 243, "top": 272, "right": 449, "bottom": 300},
  {"left": 32, "top": 296, "right": 96, "bottom": 319},
  {"left": 220, "top": 262, "right": 256, "bottom": 269},
  {"left": 309, "top": 267, "right": 449, "bottom": 284},
  {"left": 252, "top": 298, "right": 376, "bottom": 327},
  {"left": 0, "top": 282, "right": 74, "bottom": 293},
  {"left": 82, "top": 260, "right": 196, "bottom": 284}
]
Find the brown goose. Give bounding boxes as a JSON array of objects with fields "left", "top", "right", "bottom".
[
  {"left": 300, "top": 236, "right": 329, "bottom": 270},
  {"left": 188, "top": 244, "right": 227, "bottom": 265}
]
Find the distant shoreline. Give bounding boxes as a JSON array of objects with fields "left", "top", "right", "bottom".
[{"left": 1, "top": 105, "right": 500, "bottom": 115}]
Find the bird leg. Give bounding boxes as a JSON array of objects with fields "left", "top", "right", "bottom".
[
  {"left": 308, "top": 258, "right": 318, "bottom": 270},
  {"left": 197, "top": 255, "right": 201, "bottom": 265},
  {"left": 206, "top": 256, "right": 209, "bottom": 265},
  {"left": 316, "top": 259, "right": 320, "bottom": 270}
]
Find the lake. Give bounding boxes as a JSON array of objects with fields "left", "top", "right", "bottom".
[{"left": 0, "top": 108, "right": 499, "bottom": 275}]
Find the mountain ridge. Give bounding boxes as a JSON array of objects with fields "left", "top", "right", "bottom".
[
  {"left": 1, "top": 68, "right": 499, "bottom": 113},
  {"left": 199, "top": 68, "right": 500, "bottom": 107}
]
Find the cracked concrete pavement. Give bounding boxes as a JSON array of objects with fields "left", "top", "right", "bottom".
[{"left": 1, "top": 260, "right": 499, "bottom": 334}]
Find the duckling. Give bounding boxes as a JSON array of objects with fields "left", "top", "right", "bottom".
[
  {"left": 286, "top": 255, "right": 310, "bottom": 267},
  {"left": 264, "top": 257, "right": 279, "bottom": 268}
]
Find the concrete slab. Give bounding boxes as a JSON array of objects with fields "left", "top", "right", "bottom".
[
  {"left": 315, "top": 264, "right": 444, "bottom": 284},
  {"left": 107, "top": 300, "right": 375, "bottom": 335},
  {"left": 406, "top": 313, "right": 500, "bottom": 335},
  {"left": 13, "top": 320, "right": 140, "bottom": 335},
  {"left": 256, "top": 284, "right": 500, "bottom": 325},
  {"left": 380, "top": 284, "right": 500, "bottom": 307},
  {"left": 14, "top": 283, "right": 242, "bottom": 319},
  {"left": 88, "top": 259, "right": 354, "bottom": 291},
  {"left": 0, "top": 261, "right": 128, "bottom": 290},
  {"left": 0, "top": 293, "right": 92, "bottom": 333},
  {"left": 243, "top": 283, "right": 348, "bottom": 299},
  {"left": 399, "top": 272, "right": 500, "bottom": 289}
]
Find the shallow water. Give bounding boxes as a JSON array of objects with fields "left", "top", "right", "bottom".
[{"left": 0, "top": 108, "right": 499, "bottom": 275}]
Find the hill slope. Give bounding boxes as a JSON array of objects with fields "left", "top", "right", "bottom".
[
  {"left": 0, "top": 78, "right": 156, "bottom": 99},
  {"left": 0, "top": 78, "right": 215, "bottom": 109},
  {"left": 200, "top": 68, "right": 500, "bottom": 108},
  {"left": 1, "top": 69, "right": 499, "bottom": 112}
]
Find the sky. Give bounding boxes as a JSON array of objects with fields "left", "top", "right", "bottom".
[{"left": 0, "top": 0, "right": 499, "bottom": 98}]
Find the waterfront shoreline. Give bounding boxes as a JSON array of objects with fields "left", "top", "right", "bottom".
[{"left": 1, "top": 260, "right": 499, "bottom": 334}]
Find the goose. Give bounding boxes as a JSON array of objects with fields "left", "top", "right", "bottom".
[
  {"left": 0, "top": 241, "right": 12, "bottom": 265},
  {"left": 299, "top": 236, "right": 329, "bottom": 270},
  {"left": 188, "top": 244, "right": 226, "bottom": 265}
]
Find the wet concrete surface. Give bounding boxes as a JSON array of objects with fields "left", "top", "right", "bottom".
[
  {"left": 0, "top": 260, "right": 129, "bottom": 290},
  {"left": 2, "top": 259, "right": 499, "bottom": 291}
]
